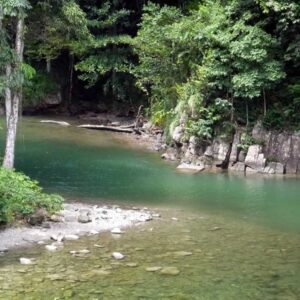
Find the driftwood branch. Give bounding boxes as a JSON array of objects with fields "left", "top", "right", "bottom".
[{"left": 78, "top": 124, "right": 134, "bottom": 133}]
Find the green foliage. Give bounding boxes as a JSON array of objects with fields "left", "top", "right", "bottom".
[
  {"left": 0, "top": 0, "right": 31, "bottom": 17},
  {"left": 23, "top": 71, "right": 59, "bottom": 107},
  {"left": 266, "top": 155, "right": 279, "bottom": 163},
  {"left": 238, "top": 132, "right": 264, "bottom": 151},
  {"left": 0, "top": 168, "right": 63, "bottom": 224},
  {"left": 133, "top": 0, "right": 297, "bottom": 136}
]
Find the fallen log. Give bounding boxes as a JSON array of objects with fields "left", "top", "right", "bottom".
[
  {"left": 40, "top": 120, "right": 71, "bottom": 126},
  {"left": 78, "top": 124, "right": 134, "bottom": 133}
]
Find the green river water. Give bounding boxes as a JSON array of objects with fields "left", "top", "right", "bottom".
[{"left": 0, "top": 117, "right": 300, "bottom": 299}]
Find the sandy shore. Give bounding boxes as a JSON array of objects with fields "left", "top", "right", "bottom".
[{"left": 0, "top": 202, "right": 159, "bottom": 252}]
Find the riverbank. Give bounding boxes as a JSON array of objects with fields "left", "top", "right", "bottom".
[{"left": 0, "top": 202, "right": 159, "bottom": 252}]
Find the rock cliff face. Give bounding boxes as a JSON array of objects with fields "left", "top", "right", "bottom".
[
  {"left": 161, "top": 124, "right": 300, "bottom": 175},
  {"left": 252, "top": 125, "right": 300, "bottom": 174}
]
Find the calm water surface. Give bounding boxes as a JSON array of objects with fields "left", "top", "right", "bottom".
[{"left": 0, "top": 117, "right": 299, "bottom": 299}]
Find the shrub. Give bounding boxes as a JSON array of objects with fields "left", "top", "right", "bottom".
[
  {"left": 23, "top": 71, "right": 59, "bottom": 108},
  {"left": 0, "top": 168, "right": 63, "bottom": 224}
]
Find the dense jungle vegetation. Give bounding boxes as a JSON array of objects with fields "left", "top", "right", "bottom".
[{"left": 1, "top": 0, "right": 300, "bottom": 138}]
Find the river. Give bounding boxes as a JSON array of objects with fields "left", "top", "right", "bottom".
[{"left": 0, "top": 117, "right": 299, "bottom": 299}]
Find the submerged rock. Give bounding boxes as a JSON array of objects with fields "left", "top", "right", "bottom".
[
  {"left": 112, "top": 252, "right": 125, "bottom": 260},
  {"left": 126, "top": 262, "right": 138, "bottom": 267},
  {"left": 146, "top": 266, "right": 162, "bottom": 272},
  {"left": 19, "top": 258, "right": 33, "bottom": 265},
  {"left": 160, "top": 267, "right": 180, "bottom": 275},
  {"left": 173, "top": 251, "right": 193, "bottom": 257}
]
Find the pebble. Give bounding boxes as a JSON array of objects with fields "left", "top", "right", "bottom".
[
  {"left": 160, "top": 267, "right": 180, "bottom": 275},
  {"left": 19, "top": 258, "right": 33, "bottom": 265},
  {"left": 126, "top": 262, "right": 138, "bottom": 267},
  {"left": 79, "top": 249, "right": 90, "bottom": 254},
  {"left": 146, "top": 266, "right": 162, "bottom": 272},
  {"left": 208, "top": 226, "right": 222, "bottom": 231},
  {"left": 70, "top": 249, "right": 90, "bottom": 255},
  {"left": 173, "top": 251, "right": 193, "bottom": 257},
  {"left": 112, "top": 252, "right": 125, "bottom": 260}
]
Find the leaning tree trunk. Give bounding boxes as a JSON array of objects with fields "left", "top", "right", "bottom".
[
  {"left": 3, "top": 17, "right": 24, "bottom": 169},
  {"left": 66, "top": 52, "right": 74, "bottom": 113}
]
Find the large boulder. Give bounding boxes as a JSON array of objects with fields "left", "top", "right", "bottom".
[
  {"left": 184, "top": 136, "right": 201, "bottom": 160},
  {"left": 252, "top": 124, "right": 300, "bottom": 174},
  {"left": 245, "top": 145, "right": 266, "bottom": 172},
  {"left": 78, "top": 209, "right": 92, "bottom": 223},
  {"left": 176, "top": 162, "right": 205, "bottom": 173},
  {"left": 44, "top": 92, "right": 62, "bottom": 106},
  {"left": 161, "top": 147, "right": 178, "bottom": 161},
  {"left": 28, "top": 208, "right": 48, "bottom": 226},
  {"left": 172, "top": 125, "right": 184, "bottom": 144},
  {"left": 263, "top": 162, "right": 284, "bottom": 174},
  {"left": 212, "top": 139, "right": 230, "bottom": 162},
  {"left": 229, "top": 162, "right": 246, "bottom": 172}
]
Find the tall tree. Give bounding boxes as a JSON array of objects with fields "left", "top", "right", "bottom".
[{"left": 0, "top": 0, "right": 30, "bottom": 169}]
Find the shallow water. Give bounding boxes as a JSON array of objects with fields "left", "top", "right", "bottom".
[{"left": 0, "top": 117, "right": 300, "bottom": 299}]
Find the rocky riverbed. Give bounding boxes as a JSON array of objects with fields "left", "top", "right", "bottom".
[{"left": 0, "top": 202, "right": 159, "bottom": 252}]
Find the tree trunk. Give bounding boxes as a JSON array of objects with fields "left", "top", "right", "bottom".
[
  {"left": 46, "top": 58, "right": 51, "bottom": 73},
  {"left": 67, "top": 52, "right": 74, "bottom": 113},
  {"left": 3, "top": 95, "right": 19, "bottom": 169},
  {"left": 263, "top": 88, "right": 267, "bottom": 117},
  {"left": 3, "top": 17, "right": 24, "bottom": 169},
  {"left": 5, "top": 64, "right": 12, "bottom": 126},
  {"left": 246, "top": 100, "right": 249, "bottom": 127},
  {"left": 230, "top": 96, "right": 234, "bottom": 122}
]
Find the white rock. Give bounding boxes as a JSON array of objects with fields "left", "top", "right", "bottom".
[
  {"left": 177, "top": 163, "right": 204, "bottom": 172},
  {"left": 152, "top": 213, "right": 161, "bottom": 218},
  {"left": 146, "top": 266, "right": 162, "bottom": 272},
  {"left": 111, "top": 228, "right": 124, "bottom": 234},
  {"left": 112, "top": 252, "right": 125, "bottom": 260},
  {"left": 64, "top": 234, "right": 80, "bottom": 241},
  {"left": 79, "top": 249, "right": 90, "bottom": 254},
  {"left": 45, "top": 245, "right": 58, "bottom": 252},
  {"left": 20, "top": 258, "right": 33, "bottom": 265}
]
